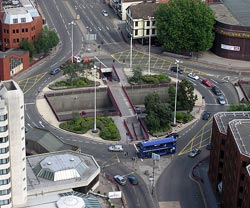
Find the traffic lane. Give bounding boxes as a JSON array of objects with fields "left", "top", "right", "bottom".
[
  {"left": 156, "top": 155, "right": 205, "bottom": 208},
  {"left": 105, "top": 164, "right": 155, "bottom": 208}
]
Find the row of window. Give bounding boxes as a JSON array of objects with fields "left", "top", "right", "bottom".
[
  {"left": 0, "top": 199, "right": 11, "bottom": 205},
  {"left": 3, "top": 26, "right": 36, "bottom": 34},
  {"left": 133, "top": 29, "right": 156, "bottom": 36},
  {"left": 0, "top": 178, "right": 10, "bottom": 185},
  {"left": 0, "top": 188, "right": 11, "bottom": 196},
  {"left": 13, "top": 17, "right": 26, "bottom": 23},
  {"left": 0, "top": 168, "right": 9, "bottom": 175},
  {"left": 0, "top": 147, "right": 9, "bottom": 154},
  {"left": 0, "top": 114, "right": 7, "bottom": 122},
  {"left": 0, "top": 136, "right": 8, "bottom": 143},
  {"left": 0, "top": 158, "right": 9, "bottom": 164},
  {"left": 4, "top": 36, "right": 36, "bottom": 44}
]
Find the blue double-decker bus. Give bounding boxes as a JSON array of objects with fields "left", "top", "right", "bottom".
[{"left": 136, "top": 136, "right": 176, "bottom": 159}]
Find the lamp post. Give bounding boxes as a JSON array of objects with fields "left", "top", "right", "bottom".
[
  {"left": 148, "top": 16, "right": 153, "bottom": 75},
  {"left": 173, "top": 59, "right": 183, "bottom": 126},
  {"left": 92, "top": 65, "right": 98, "bottom": 133},
  {"left": 69, "top": 21, "right": 76, "bottom": 63},
  {"left": 130, "top": 31, "right": 133, "bottom": 70}
]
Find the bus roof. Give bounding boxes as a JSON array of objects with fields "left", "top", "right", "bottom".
[{"left": 139, "top": 136, "right": 176, "bottom": 147}]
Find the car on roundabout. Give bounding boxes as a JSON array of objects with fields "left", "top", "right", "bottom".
[
  {"left": 211, "top": 86, "right": 222, "bottom": 96},
  {"left": 50, "top": 67, "right": 61, "bottom": 75},
  {"left": 114, "top": 175, "right": 126, "bottom": 185},
  {"left": 217, "top": 96, "right": 226, "bottom": 105},
  {"left": 188, "top": 148, "right": 201, "bottom": 158},
  {"left": 201, "top": 79, "right": 213, "bottom": 87},
  {"left": 202, "top": 111, "right": 211, "bottom": 120},
  {"left": 170, "top": 66, "right": 184, "bottom": 74},
  {"left": 188, "top": 73, "right": 199, "bottom": 80},
  {"left": 128, "top": 175, "right": 138, "bottom": 185},
  {"left": 108, "top": 144, "right": 124, "bottom": 152},
  {"left": 102, "top": 10, "right": 108, "bottom": 17}
]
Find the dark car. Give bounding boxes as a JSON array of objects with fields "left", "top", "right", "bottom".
[
  {"left": 206, "top": 143, "right": 212, "bottom": 150},
  {"left": 128, "top": 175, "right": 138, "bottom": 185},
  {"left": 50, "top": 67, "right": 61, "bottom": 75},
  {"left": 170, "top": 66, "right": 183, "bottom": 74},
  {"left": 211, "top": 86, "right": 222, "bottom": 96},
  {"left": 202, "top": 111, "right": 211, "bottom": 120},
  {"left": 167, "top": 132, "right": 179, "bottom": 139}
]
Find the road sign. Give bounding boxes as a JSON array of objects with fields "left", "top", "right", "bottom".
[{"left": 152, "top": 153, "right": 160, "bottom": 161}]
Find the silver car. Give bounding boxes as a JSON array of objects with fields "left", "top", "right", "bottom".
[
  {"left": 188, "top": 148, "right": 201, "bottom": 158},
  {"left": 102, "top": 10, "right": 108, "bottom": 17},
  {"left": 217, "top": 96, "right": 226, "bottom": 105}
]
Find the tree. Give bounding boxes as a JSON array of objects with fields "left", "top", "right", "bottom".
[
  {"left": 19, "top": 39, "right": 35, "bottom": 58},
  {"left": 128, "top": 68, "right": 143, "bottom": 84},
  {"left": 63, "top": 61, "right": 79, "bottom": 82},
  {"left": 156, "top": 0, "right": 215, "bottom": 53},
  {"left": 34, "top": 26, "right": 59, "bottom": 53},
  {"left": 228, "top": 102, "right": 250, "bottom": 111},
  {"left": 168, "top": 79, "right": 197, "bottom": 112}
]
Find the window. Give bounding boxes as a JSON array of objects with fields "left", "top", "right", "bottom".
[
  {"left": 0, "top": 147, "right": 9, "bottom": 154},
  {"left": 0, "top": 199, "right": 11, "bottom": 205},
  {"left": 0, "top": 188, "right": 10, "bottom": 195},
  {"left": 0, "top": 178, "right": 10, "bottom": 185},
  {"left": 152, "top": 20, "right": 155, "bottom": 26},
  {"left": 0, "top": 136, "right": 8, "bottom": 143},
  {"left": 147, "top": 21, "right": 150, "bottom": 26},
  {"left": 152, "top": 29, "right": 156, "bottom": 35},
  {"left": 0, "top": 158, "right": 9, "bottom": 164},
  {"left": 240, "top": 174, "right": 245, "bottom": 181},
  {"left": 146, "top": 29, "right": 149, "bottom": 35},
  {"left": 25, "top": 28, "right": 28, "bottom": 32},
  {"left": 135, "top": 21, "right": 138, "bottom": 27},
  {"left": 239, "top": 186, "right": 243, "bottom": 193},
  {"left": 22, "top": 28, "right": 25, "bottom": 33},
  {"left": 13, "top": 29, "right": 15, "bottom": 34},
  {"left": 21, "top": 105, "right": 23, "bottom": 109},
  {"left": 0, "top": 125, "right": 7, "bottom": 132},
  {"left": 0, "top": 114, "right": 7, "bottom": 121},
  {"left": 17, "top": 39, "right": 19, "bottom": 43},
  {"left": 13, "top": 18, "right": 18, "bottom": 24},
  {"left": 221, "top": 139, "right": 225, "bottom": 145},
  {"left": 16, "top": 29, "right": 19, "bottom": 33},
  {"left": 21, "top": 18, "right": 26, "bottom": 23},
  {"left": 135, "top": 30, "right": 138, "bottom": 36},
  {"left": 0, "top": 168, "right": 9, "bottom": 175},
  {"left": 13, "top": 39, "right": 16, "bottom": 43}
]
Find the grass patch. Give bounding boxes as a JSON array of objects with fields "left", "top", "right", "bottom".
[
  {"left": 51, "top": 77, "right": 94, "bottom": 88},
  {"left": 59, "top": 117, "right": 120, "bottom": 141},
  {"left": 176, "top": 112, "right": 194, "bottom": 123}
]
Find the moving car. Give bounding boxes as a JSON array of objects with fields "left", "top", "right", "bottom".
[
  {"left": 211, "top": 86, "right": 222, "bottom": 96},
  {"left": 108, "top": 144, "right": 124, "bottom": 152},
  {"left": 113, "top": 175, "right": 126, "bottom": 185},
  {"left": 201, "top": 79, "right": 213, "bottom": 87},
  {"left": 170, "top": 66, "right": 184, "bottom": 74},
  {"left": 50, "top": 67, "right": 61, "bottom": 75},
  {"left": 217, "top": 96, "right": 226, "bottom": 105},
  {"left": 188, "top": 73, "right": 199, "bottom": 80},
  {"left": 188, "top": 148, "right": 201, "bottom": 158},
  {"left": 128, "top": 175, "right": 138, "bottom": 185},
  {"left": 102, "top": 10, "right": 108, "bottom": 17},
  {"left": 202, "top": 111, "right": 211, "bottom": 120},
  {"left": 206, "top": 143, "right": 212, "bottom": 150}
]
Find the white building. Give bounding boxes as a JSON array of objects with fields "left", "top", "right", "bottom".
[{"left": 0, "top": 80, "right": 27, "bottom": 208}]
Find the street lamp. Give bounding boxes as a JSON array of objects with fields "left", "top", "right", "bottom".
[
  {"left": 173, "top": 59, "right": 183, "bottom": 126},
  {"left": 148, "top": 16, "right": 153, "bottom": 75},
  {"left": 68, "top": 21, "right": 76, "bottom": 63},
  {"left": 130, "top": 31, "right": 133, "bottom": 70},
  {"left": 92, "top": 65, "right": 98, "bottom": 133}
]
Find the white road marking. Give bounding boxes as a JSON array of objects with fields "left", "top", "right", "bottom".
[
  {"left": 26, "top": 113, "right": 31, "bottom": 120},
  {"left": 39, "top": 121, "right": 45, "bottom": 128}
]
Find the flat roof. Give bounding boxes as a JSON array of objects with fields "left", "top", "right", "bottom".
[
  {"left": 229, "top": 119, "right": 250, "bottom": 157},
  {"left": 26, "top": 150, "right": 100, "bottom": 195},
  {"left": 214, "top": 112, "right": 250, "bottom": 134}
]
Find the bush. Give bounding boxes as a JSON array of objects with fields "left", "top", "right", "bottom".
[{"left": 176, "top": 112, "right": 193, "bottom": 123}]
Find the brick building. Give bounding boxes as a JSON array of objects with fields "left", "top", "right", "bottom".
[
  {"left": 0, "top": 0, "right": 43, "bottom": 51},
  {"left": 208, "top": 112, "right": 250, "bottom": 208}
]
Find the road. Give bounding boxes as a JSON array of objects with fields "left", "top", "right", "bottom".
[{"left": 15, "top": 1, "right": 245, "bottom": 207}]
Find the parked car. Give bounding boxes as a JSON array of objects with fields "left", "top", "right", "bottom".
[
  {"left": 114, "top": 175, "right": 126, "bottom": 185},
  {"left": 108, "top": 144, "right": 124, "bottom": 152},
  {"left": 217, "top": 96, "right": 226, "bottom": 105},
  {"left": 202, "top": 111, "right": 211, "bottom": 120},
  {"left": 170, "top": 66, "right": 184, "bottom": 74},
  {"left": 102, "top": 10, "right": 108, "bottom": 17},
  {"left": 128, "top": 175, "right": 138, "bottom": 185},
  {"left": 201, "top": 79, "right": 213, "bottom": 87},
  {"left": 211, "top": 86, "right": 222, "bottom": 96},
  {"left": 73, "top": 56, "right": 81, "bottom": 63},
  {"left": 188, "top": 73, "right": 199, "bottom": 80},
  {"left": 50, "top": 67, "right": 61, "bottom": 75},
  {"left": 188, "top": 148, "right": 201, "bottom": 158}
]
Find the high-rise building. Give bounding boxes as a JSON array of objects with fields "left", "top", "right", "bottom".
[
  {"left": 0, "top": 80, "right": 27, "bottom": 208},
  {"left": 208, "top": 112, "right": 250, "bottom": 208}
]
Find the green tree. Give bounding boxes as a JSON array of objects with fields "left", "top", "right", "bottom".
[
  {"left": 156, "top": 0, "right": 215, "bottom": 53},
  {"left": 63, "top": 61, "right": 79, "bottom": 82},
  {"left": 34, "top": 26, "right": 59, "bottom": 53},
  {"left": 19, "top": 39, "right": 35, "bottom": 58},
  {"left": 129, "top": 68, "right": 143, "bottom": 83},
  {"left": 228, "top": 102, "right": 250, "bottom": 111}
]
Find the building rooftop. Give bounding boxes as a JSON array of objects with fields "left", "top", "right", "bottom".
[
  {"left": 214, "top": 111, "right": 250, "bottom": 134},
  {"left": 129, "top": 2, "right": 160, "bottom": 19},
  {"left": 26, "top": 151, "right": 100, "bottom": 195},
  {"left": 229, "top": 119, "right": 250, "bottom": 157}
]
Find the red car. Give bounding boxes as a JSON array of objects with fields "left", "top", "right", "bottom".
[{"left": 202, "top": 79, "right": 213, "bottom": 87}]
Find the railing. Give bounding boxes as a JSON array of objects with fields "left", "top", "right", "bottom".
[
  {"left": 121, "top": 85, "right": 136, "bottom": 114},
  {"left": 238, "top": 80, "right": 249, "bottom": 101},
  {"left": 123, "top": 120, "right": 135, "bottom": 141},
  {"left": 107, "top": 86, "right": 122, "bottom": 116},
  {"left": 44, "top": 94, "right": 60, "bottom": 121},
  {"left": 138, "top": 118, "right": 149, "bottom": 140},
  {"left": 112, "top": 64, "right": 120, "bottom": 82}
]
